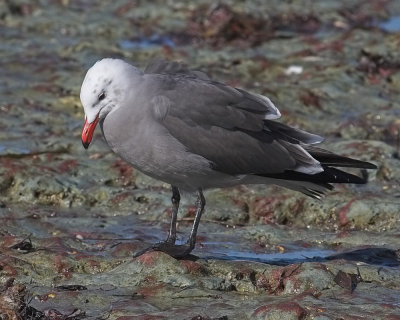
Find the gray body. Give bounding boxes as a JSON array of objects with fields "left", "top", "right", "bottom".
[
  {"left": 86, "top": 59, "right": 352, "bottom": 195},
  {"left": 80, "top": 58, "right": 376, "bottom": 257}
]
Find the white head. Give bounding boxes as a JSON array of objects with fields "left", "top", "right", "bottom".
[
  {"left": 80, "top": 58, "right": 141, "bottom": 123},
  {"left": 80, "top": 58, "right": 142, "bottom": 148}
]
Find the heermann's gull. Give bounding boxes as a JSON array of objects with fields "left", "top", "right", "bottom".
[{"left": 80, "top": 58, "right": 376, "bottom": 258}]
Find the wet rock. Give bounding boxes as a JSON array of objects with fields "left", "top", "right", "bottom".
[
  {"left": 1, "top": 0, "right": 38, "bottom": 17},
  {"left": 0, "top": 166, "right": 13, "bottom": 193},
  {"left": 1, "top": 0, "right": 400, "bottom": 318},
  {"left": 182, "top": 2, "right": 323, "bottom": 48},
  {"left": 253, "top": 301, "right": 307, "bottom": 320},
  {"left": 358, "top": 47, "right": 400, "bottom": 75},
  {"left": 0, "top": 278, "right": 44, "bottom": 320},
  {"left": 333, "top": 269, "right": 361, "bottom": 293},
  {"left": 10, "top": 236, "right": 35, "bottom": 253}
]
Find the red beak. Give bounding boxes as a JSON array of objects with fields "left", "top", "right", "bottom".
[{"left": 81, "top": 115, "right": 99, "bottom": 149}]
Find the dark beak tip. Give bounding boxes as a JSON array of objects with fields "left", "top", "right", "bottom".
[{"left": 82, "top": 140, "right": 90, "bottom": 149}]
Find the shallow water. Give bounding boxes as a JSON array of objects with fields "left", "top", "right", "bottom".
[
  {"left": 378, "top": 15, "right": 400, "bottom": 32},
  {"left": 200, "top": 245, "right": 336, "bottom": 265},
  {"left": 119, "top": 35, "right": 176, "bottom": 50}
]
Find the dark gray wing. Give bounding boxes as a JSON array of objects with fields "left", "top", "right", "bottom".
[{"left": 146, "top": 73, "right": 323, "bottom": 175}]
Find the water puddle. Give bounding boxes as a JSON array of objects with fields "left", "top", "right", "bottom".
[
  {"left": 199, "top": 245, "right": 335, "bottom": 265},
  {"left": 377, "top": 15, "right": 400, "bottom": 32},
  {"left": 118, "top": 35, "right": 175, "bottom": 50}
]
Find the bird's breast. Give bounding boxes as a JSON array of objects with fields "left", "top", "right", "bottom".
[{"left": 100, "top": 110, "right": 213, "bottom": 186}]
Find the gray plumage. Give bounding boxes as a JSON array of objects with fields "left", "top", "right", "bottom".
[
  {"left": 80, "top": 58, "right": 376, "bottom": 257},
  {"left": 81, "top": 58, "right": 376, "bottom": 198}
]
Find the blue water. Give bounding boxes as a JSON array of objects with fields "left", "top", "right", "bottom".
[
  {"left": 0, "top": 144, "right": 31, "bottom": 155},
  {"left": 119, "top": 35, "right": 175, "bottom": 50},
  {"left": 199, "top": 245, "right": 335, "bottom": 265},
  {"left": 378, "top": 15, "right": 400, "bottom": 32}
]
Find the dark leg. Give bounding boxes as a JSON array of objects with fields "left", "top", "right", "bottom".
[
  {"left": 186, "top": 189, "right": 205, "bottom": 251},
  {"left": 166, "top": 186, "right": 180, "bottom": 244},
  {"left": 133, "top": 186, "right": 179, "bottom": 258},
  {"left": 147, "top": 188, "right": 205, "bottom": 258}
]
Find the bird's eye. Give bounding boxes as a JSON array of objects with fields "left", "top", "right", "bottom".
[{"left": 98, "top": 92, "right": 106, "bottom": 101}]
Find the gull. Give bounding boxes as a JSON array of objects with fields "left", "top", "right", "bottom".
[{"left": 80, "top": 58, "right": 376, "bottom": 258}]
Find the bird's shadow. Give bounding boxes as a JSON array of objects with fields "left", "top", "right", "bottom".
[
  {"left": 325, "top": 247, "right": 400, "bottom": 267},
  {"left": 194, "top": 247, "right": 400, "bottom": 267}
]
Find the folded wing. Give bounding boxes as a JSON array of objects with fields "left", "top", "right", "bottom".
[
  {"left": 144, "top": 65, "right": 322, "bottom": 176},
  {"left": 145, "top": 60, "right": 376, "bottom": 198}
]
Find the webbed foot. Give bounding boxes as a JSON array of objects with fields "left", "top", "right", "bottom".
[
  {"left": 151, "top": 241, "right": 194, "bottom": 258},
  {"left": 133, "top": 240, "right": 194, "bottom": 259}
]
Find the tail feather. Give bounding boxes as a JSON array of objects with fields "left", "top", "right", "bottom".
[
  {"left": 256, "top": 146, "right": 376, "bottom": 198},
  {"left": 269, "top": 179, "right": 333, "bottom": 200}
]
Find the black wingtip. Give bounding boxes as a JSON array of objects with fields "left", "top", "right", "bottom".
[
  {"left": 258, "top": 166, "right": 373, "bottom": 185},
  {"left": 305, "top": 146, "right": 378, "bottom": 170},
  {"left": 363, "top": 162, "right": 378, "bottom": 170}
]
